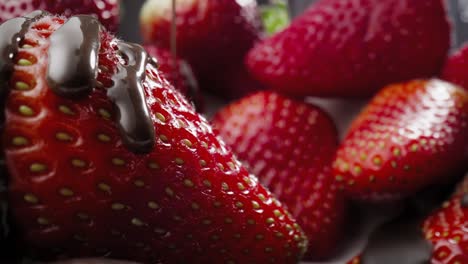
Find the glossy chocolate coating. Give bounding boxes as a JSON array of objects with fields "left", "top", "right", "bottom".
[
  {"left": 109, "top": 42, "right": 155, "bottom": 153},
  {"left": 0, "top": 11, "right": 46, "bottom": 87},
  {"left": 0, "top": 11, "right": 155, "bottom": 154},
  {"left": 48, "top": 15, "right": 101, "bottom": 98}
]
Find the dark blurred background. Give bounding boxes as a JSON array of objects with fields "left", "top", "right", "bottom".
[{"left": 120, "top": 0, "right": 468, "bottom": 48}]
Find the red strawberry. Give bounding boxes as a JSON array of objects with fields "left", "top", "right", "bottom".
[
  {"left": 442, "top": 44, "right": 468, "bottom": 92},
  {"left": 140, "top": 0, "right": 262, "bottom": 98},
  {"left": 247, "top": 0, "right": 450, "bottom": 97},
  {"left": 0, "top": 0, "right": 120, "bottom": 31},
  {"left": 144, "top": 45, "right": 203, "bottom": 111},
  {"left": 212, "top": 92, "right": 346, "bottom": 260},
  {"left": 2, "top": 14, "right": 307, "bottom": 263},
  {"left": 423, "top": 174, "right": 468, "bottom": 264},
  {"left": 333, "top": 79, "right": 468, "bottom": 202},
  {"left": 348, "top": 174, "right": 468, "bottom": 264}
]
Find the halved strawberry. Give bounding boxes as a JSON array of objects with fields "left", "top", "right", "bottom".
[
  {"left": 2, "top": 14, "right": 307, "bottom": 263},
  {"left": 442, "top": 44, "right": 468, "bottom": 92},
  {"left": 212, "top": 92, "right": 346, "bottom": 260},
  {"left": 144, "top": 45, "right": 203, "bottom": 111},
  {"left": 140, "top": 0, "right": 262, "bottom": 98},
  {"left": 247, "top": 0, "right": 450, "bottom": 97},
  {"left": 0, "top": 0, "right": 120, "bottom": 31},
  {"left": 333, "top": 79, "right": 468, "bottom": 201}
]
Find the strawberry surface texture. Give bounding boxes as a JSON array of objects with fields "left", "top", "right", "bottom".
[
  {"left": 212, "top": 92, "right": 346, "bottom": 260},
  {"left": 333, "top": 79, "right": 468, "bottom": 201},
  {"left": 247, "top": 0, "right": 451, "bottom": 97},
  {"left": 1, "top": 13, "right": 307, "bottom": 264}
]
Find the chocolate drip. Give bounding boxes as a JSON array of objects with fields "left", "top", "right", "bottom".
[
  {"left": 45, "top": 15, "right": 155, "bottom": 153},
  {"left": 47, "top": 15, "right": 101, "bottom": 97},
  {"left": 0, "top": 11, "right": 46, "bottom": 87},
  {"left": 108, "top": 42, "right": 155, "bottom": 153},
  {"left": 0, "top": 12, "right": 155, "bottom": 153}
]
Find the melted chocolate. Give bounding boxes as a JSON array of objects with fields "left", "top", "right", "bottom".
[
  {"left": 462, "top": 194, "right": 468, "bottom": 207},
  {"left": 360, "top": 218, "right": 432, "bottom": 264},
  {"left": 108, "top": 42, "right": 155, "bottom": 153},
  {"left": 0, "top": 11, "right": 46, "bottom": 87},
  {"left": 0, "top": 12, "right": 156, "bottom": 154},
  {"left": 46, "top": 15, "right": 154, "bottom": 153},
  {"left": 48, "top": 15, "right": 101, "bottom": 97}
]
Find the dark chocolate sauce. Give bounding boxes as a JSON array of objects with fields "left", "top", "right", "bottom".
[
  {"left": 360, "top": 218, "right": 432, "bottom": 264},
  {"left": 462, "top": 194, "right": 468, "bottom": 207},
  {"left": 0, "top": 11, "right": 156, "bottom": 154},
  {"left": 108, "top": 42, "right": 155, "bottom": 153},
  {"left": 46, "top": 15, "right": 154, "bottom": 153},
  {"left": 47, "top": 15, "right": 101, "bottom": 98},
  {"left": 0, "top": 11, "right": 46, "bottom": 87}
]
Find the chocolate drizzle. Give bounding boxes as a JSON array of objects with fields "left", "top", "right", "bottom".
[
  {"left": 108, "top": 42, "right": 155, "bottom": 153},
  {"left": 0, "top": 11, "right": 155, "bottom": 154},
  {"left": 47, "top": 15, "right": 101, "bottom": 98},
  {"left": 0, "top": 11, "right": 46, "bottom": 88}
]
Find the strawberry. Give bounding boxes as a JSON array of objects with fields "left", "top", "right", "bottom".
[
  {"left": 2, "top": 14, "right": 307, "bottom": 263},
  {"left": 333, "top": 79, "right": 468, "bottom": 202},
  {"left": 348, "top": 174, "right": 468, "bottom": 264},
  {"left": 423, "top": 174, "right": 468, "bottom": 264},
  {"left": 144, "top": 45, "right": 203, "bottom": 111},
  {"left": 442, "top": 44, "right": 468, "bottom": 92},
  {"left": 246, "top": 0, "right": 451, "bottom": 97},
  {"left": 212, "top": 92, "right": 346, "bottom": 260},
  {"left": 140, "top": 0, "right": 262, "bottom": 98},
  {"left": 0, "top": 0, "right": 120, "bottom": 32}
]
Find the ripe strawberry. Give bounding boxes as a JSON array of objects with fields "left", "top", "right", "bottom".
[
  {"left": 212, "top": 92, "right": 346, "bottom": 260},
  {"left": 247, "top": 0, "right": 450, "bottom": 97},
  {"left": 0, "top": 0, "right": 120, "bottom": 32},
  {"left": 333, "top": 79, "right": 468, "bottom": 201},
  {"left": 3, "top": 14, "right": 307, "bottom": 263},
  {"left": 442, "top": 44, "right": 468, "bottom": 91},
  {"left": 140, "top": 0, "right": 262, "bottom": 98},
  {"left": 423, "top": 175, "right": 468, "bottom": 264},
  {"left": 144, "top": 45, "right": 203, "bottom": 110},
  {"left": 348, "top": 174, "right": 468, "bottom": 264}
]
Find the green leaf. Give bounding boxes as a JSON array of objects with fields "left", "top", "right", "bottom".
[{"left": 261, "top": 1, "right": 290, "bottom": 36}]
